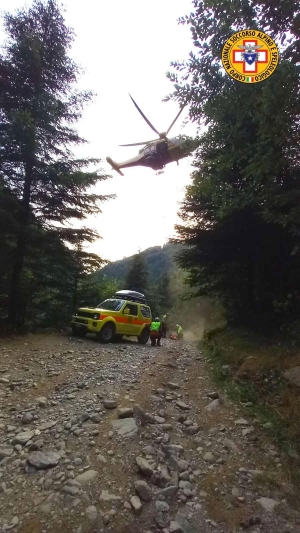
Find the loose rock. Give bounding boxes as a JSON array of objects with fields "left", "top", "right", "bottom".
[
  {"left": 86, "top": 505, "right": 98, "bottom": 521},
  {"left": 27, "top": 451, "right": 60, "bottom": 469},
  {"left": 130, "top": 495, "right": 142, "bottom": 515},
  {"left": 75, "top": 469, "right": 98, "bottom": 485},
  {"left": 136, "top": 456, "right": 154, "bottom": 477},
  {"left": 134, "top": 480, "right": 152, "bottom": 502}
]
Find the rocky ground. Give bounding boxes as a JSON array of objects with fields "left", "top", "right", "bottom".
[{"left": 0, "top": 332, "right": 299, "bottom": 533}]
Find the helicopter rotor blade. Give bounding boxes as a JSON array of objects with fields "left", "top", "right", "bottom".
[
  {"left": 166, "top": 105, "right": 185, "bottom": 135},
  {"left": 129, "top": 94, "right": 160, "bottom": 136},
  {"left": 119, "top": 139, "right": 159, "bottom": 147}
]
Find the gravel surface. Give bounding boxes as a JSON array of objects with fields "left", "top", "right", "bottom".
[{"left": 0, "top": 332, "right": 299, "bottom": 533}]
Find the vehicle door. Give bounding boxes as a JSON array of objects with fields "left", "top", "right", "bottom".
[{"left": 121, "top": 303, "right": 139, "bottom": 334}]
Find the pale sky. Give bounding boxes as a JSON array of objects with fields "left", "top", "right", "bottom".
[{"left": 0, "top": 0, "right": 197, "bottom": 261}]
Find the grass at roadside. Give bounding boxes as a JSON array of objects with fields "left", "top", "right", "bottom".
[{"left": 200, "top": 327, "right": 300, "bottom": 486}]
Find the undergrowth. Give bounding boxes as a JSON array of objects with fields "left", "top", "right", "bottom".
[{"left": 200, "top": 329, "right": 300, "bottom": 486}]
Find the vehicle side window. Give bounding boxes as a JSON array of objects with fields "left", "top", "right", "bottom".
[
  {"left": 140, "top": 305, "right": 151, "bottom": 318},
  {"left": 123, "top": 303, "right": 138, "bottom": 316}
]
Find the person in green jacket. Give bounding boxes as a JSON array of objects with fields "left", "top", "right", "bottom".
[
  {"left": 150, "top": 317, "right": 163, "bottom": 347},
  {"left": 176, "top": 323, "right": 183, "bottom": 340}
]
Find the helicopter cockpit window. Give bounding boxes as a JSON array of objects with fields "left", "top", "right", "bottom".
[
  {"left": 145, "top": 145, "right": 156, "bottom": 156},
  {"left": 157, "top": 141, "right": 168, "bottom": 153}
]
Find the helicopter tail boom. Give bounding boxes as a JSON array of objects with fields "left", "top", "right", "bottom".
[{"left": 106, "top": 157, "right": 124, "bottom": 176}]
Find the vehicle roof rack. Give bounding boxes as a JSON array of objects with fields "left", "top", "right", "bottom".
[{"left": 113, "top": 290, "right": 147, "bottom": 304}]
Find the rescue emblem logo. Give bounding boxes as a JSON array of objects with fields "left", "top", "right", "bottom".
[{"left": 221, "top": 30, "right": 279, "bottom": 84}]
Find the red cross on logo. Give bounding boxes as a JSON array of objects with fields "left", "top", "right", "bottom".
[{"left": 232, "top": 39, "right": 268, "bottom": 74}]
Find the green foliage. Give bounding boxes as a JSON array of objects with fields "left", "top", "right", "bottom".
[
  {"left": 201, "top": 330, "right": 300, "bottom": 484},
  {"left": 97, "top": 245, "right": 184, "bottom": 318},
  {"left": 0, "top": 0, "right": 113, "bottom": 327},
  {"left": 125, "top": 252, "right": 149, "bottom": 295},
  {"left": 169, "top": 0, "right": 300, "bottom": 329},
  {"left": 98, "top": 244, "right": 181, "bottom": 284}
]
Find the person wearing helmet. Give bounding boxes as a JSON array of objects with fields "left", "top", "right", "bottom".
[
  {"left": 176, "top": 324, "right": 183, "bottom": 340},
  {"left": 150, "top": 317, "right": 163, "bottom": 347}
]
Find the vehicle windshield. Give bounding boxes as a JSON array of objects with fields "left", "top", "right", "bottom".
[{"left": 96, "top": 299, "right": 125, "bottom": 311}]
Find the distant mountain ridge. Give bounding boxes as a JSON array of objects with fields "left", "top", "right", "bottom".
[{"left": 96, "top": 244, "right": 182, "bottom": 283}]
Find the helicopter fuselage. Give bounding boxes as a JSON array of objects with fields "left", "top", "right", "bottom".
[{"left": 106, "top": 136, "right": 198, "bottom": 176}]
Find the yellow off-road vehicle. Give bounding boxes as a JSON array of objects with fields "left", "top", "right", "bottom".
[{"left": 71, "top": 290, "right": 152, "bottom": 344}]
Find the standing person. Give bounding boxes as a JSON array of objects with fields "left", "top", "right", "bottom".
[
  {"left": 150, "top": 317, "right": 163, "bottom": 347},
  {"left": 176, "top": 324, "right": 183, "bottom": 340}
]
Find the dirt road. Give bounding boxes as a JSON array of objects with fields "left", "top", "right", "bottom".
[{"left": 0, "top": 333, "right": 299, "bottom": 533}]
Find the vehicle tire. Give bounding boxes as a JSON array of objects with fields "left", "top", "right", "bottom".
[
  {"left": 71, "top": 326, "right": 86, "bottom": 337},
  {"left": 97, "top": 323, "right": 116, "bottom": 343},
  {"left": 138, "top": 327, "right": 150, "bottom": 344}
]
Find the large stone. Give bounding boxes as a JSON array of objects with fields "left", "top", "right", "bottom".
[
  {"left": 118, "top": 407, "right": 133, "bottom": 418},
  {"left": 169, "top": 521, "right": 183, "bottom": 533},
  {"left": 75, "top": 469, "right": 98, "bottom": 485},
  {"left": 155, "top": 500, "right": 170, "bottom": 512},
  {"left": 257, "top": 497, "right": 280, "bottom": 513},
  {"left": 284, "top": 367, "right": 300, "bottom": 388},
  {"left": 158, "top": 485, "right": 178, "bottom": 498},
  {"left": 38, "top": 420, "right": 57, "bottom": 431},
  {"left": 90, "top": 414, "right": 101, "bottom": 423},
  {"left": 185, "top": 425, "right": 200, "bottom": 435},
  {"left": 176, "top": 513, "right": 198, "bottom": 533},
  {"left": 205, "top": 399, "right": 220, "bottom": 412},
  {"left": 13, "top": 431, "right": 34, "bottom": 445},
  {"left": 130, "top": 495, "right": 142, "bottom": 515},
  {"left": 168, "top": 456, "right": 189, "bottom": 472},
  {"left": 36, "top": 397, "right": 48, "bottom": 407},
  {"left": 99, "top": 490, "right": 122, "bottom": 502},
  {"left": 235, "top": 418, "right": 249, "bottom": 426},
  {"left": 136, "top": 456, "right": 154, "bottom": 477},
  {"left": 154, "top": 416, "right": 166, "bottom": 424},
  {"left": 27, "top": 451, "right": 60, "bottom": 469},
  {"left": 167, "top": 382, "right": 180, "bottom": 390},
  {"left": 134, "top": 480, "right": 152, "bottom": 502},
  {"left": 176, "top": 401, "right": 190, "bottom": 411},
  {"left": 165, "top": 444, "right": 184, "bottom": 456},
  {"left": 179, "top": 480, "right": 192, "bottom": 490},
  {"left": 103, "top": 399, "right": 117, "bottom": 409},
  {"left": 62, "top": 484, "right": 81, "bottom": 496},
  {"left": 85, "top": 505, "right": 97, "bottom": 521},
  {"left": 0, "top": 447, "right": 14, "bottom": 460},
  {"left": 22, "top": 412, "right": 33, "bottom": 424},
  {"left": 223, "top": 438, "right": 238, "bottom": 453},
  {"left": 111, "top": 418, "right": 138, "bottom": 437},
  {"left": 203, "top": 452, "right": 215, "bottom": 463}
]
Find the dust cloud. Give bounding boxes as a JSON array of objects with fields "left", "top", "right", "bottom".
[{"left": 166, "top": 297, "right": 222, "bottom": 341}]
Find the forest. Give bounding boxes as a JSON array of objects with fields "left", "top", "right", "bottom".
[{"left": 0, "top": 0, "right": 300, "bottom": 340}]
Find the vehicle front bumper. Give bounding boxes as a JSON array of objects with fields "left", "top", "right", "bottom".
[{"left": 71, "top": 317, "right": 101, "bottom": 333}]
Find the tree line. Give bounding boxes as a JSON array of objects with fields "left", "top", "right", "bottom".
[
  {"left": 169, "top": 0, "right": 300, "bottom": 335},
  {"left": 0, "top": 0, "right": 116, "bottom": 329}
]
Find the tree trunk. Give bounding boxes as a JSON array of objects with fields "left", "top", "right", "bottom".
[{"left": 8, "top": 161, "right": 33, "bottom": 327}]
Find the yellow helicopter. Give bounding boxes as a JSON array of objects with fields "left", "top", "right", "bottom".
[{"left": 106, "top": 95, "right": 199, "bottom": 176}]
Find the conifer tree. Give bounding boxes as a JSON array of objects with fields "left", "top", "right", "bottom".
[
  {"left": 125, "top": 252, "right": 149, "bottom": 295},
  {"left": 0, "top": 0, "right": 112, "bottom": 326}
]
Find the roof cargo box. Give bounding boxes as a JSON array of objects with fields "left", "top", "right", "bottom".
[{"left": 113, "top": 290, "right": 146, "bottom": 304}]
